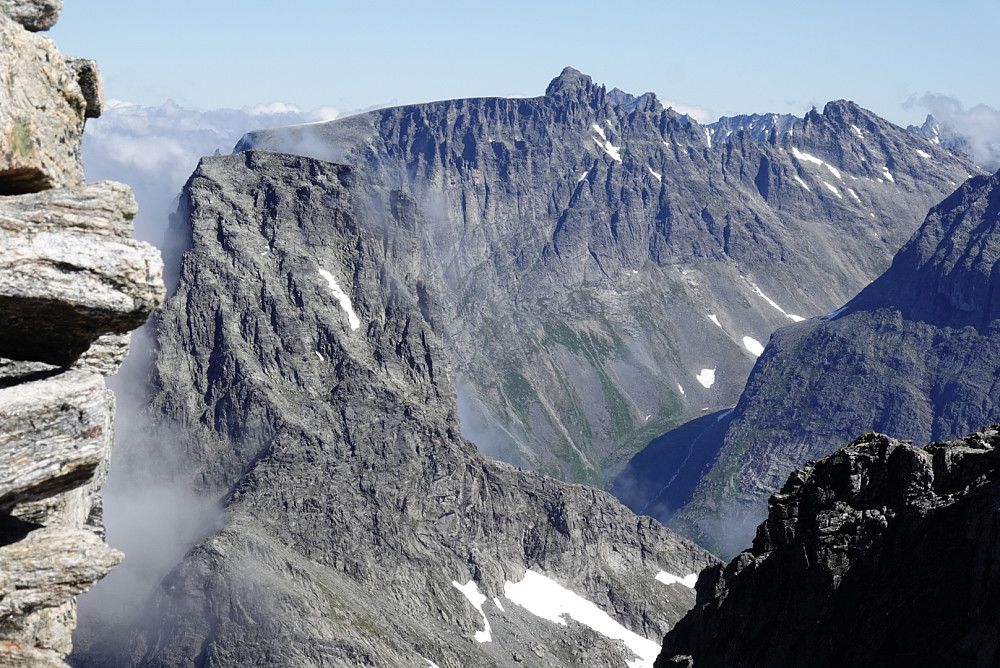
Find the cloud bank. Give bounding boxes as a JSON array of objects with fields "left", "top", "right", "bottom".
[{"left": 908, "top": 94, "right": 1000, "bottom": 170}]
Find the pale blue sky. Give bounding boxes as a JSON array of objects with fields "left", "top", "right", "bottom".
[{"left": 51, "top": 0, "right": 999, "bottom": 126}]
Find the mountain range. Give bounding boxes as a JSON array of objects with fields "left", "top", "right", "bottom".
[{"left": 237, "top": 66, "right": 980, "bottom": 489}]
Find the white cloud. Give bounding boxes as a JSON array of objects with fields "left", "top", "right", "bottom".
[
  {"left": 662, "top": 99, "right": 714, "bottom": 124},
  {"left": 82, "top": 99, "right": 340, "bottom": 246},
  {"left": 909, "top": 94, "right": 1000, "bottom": 170}
]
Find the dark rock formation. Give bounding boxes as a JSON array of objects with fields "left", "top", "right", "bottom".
[
  {"left": 75, "top": 150, "right": 716, "bottom": 667},
  {"left": 657, "top": 427, "right": 1000, "bottom": 668},
  {"left": 237, "top": 67, "right": 981, "bottom": 488},
  {"left": 0, "top": 4, "right": 164, "bottom": 665},
  {"left": 2, "top": 0, "right": 63, "bottom": 32},
  {"left": 647, "top": 169, "right": 1000, "bottom": 557}
]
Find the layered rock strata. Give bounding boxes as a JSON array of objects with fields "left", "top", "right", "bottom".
[
  {"left": 0, "top": 3, "right": 164, "bottom": 665},
  {"left": 657, "top": 428, "right": 1000, "bottom": 668}
]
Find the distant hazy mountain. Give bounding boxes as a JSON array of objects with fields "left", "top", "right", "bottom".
[
  {"left": 238, "top": 67, "right": 979, "bottom": 488},
  {"left": 906, "top": 95, "right": 1000, "bottom": 170},
  {"left": 631, "top": 168, "right": 1000, "bottom": 557}
]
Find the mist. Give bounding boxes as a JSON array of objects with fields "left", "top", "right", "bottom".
[
  {"left": 909, "top": 94, "right": 1000, "bottom": 170},
  {"left": 71, "top": 99, "right": 343, "bottom": 660}
]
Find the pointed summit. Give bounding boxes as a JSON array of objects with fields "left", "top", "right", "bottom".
[{"left": 545, "top": 66, "right": 597, "bottom": 98}]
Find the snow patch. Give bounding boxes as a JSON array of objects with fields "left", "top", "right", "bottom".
[
  {"left": 916, "top": 149, "right": 931, "bottom": 159},
  {"left": 655, "top": 571, "right": 699, "bottom": 588},
  {"left": 747, "top": 280, "right": 804, "bottom": 322},
  {"left": 791, "top": 147, "right": 824, "bottom": 166},
  {"left": 822, "top": 181, "right": 843, "bottom": 198},
  {"left": 578, "top": 170, "right": 589, "bottom": 182},
  {"left": 591, "top": 123, "right": 607, "bottom": 141},
  {"left": 708, "top": 313, "right": 722, "bottom": 328},
  {"left": 825, "top": 163, "right": 842, "bottom": 180},
  {"left": 493, "top": 597, "right": 505, "bottom": 612},
  {"left": 794, "top": 175, "right": 811, "bottom": 191},
  {"left": 851, "top": 124, "right": 864, "bottom": 138},
  {"left": 315, "top": 351, "right": 324, "bottom": 361},
  {"left": 648, "top": 167, "right": 662, "bottom": 182},
  {"left": 847, "top": 188, "right": 861, "bottom": 202},
  {"left": 644, "top": 414, "right": 652, "bottom": 421},
  {"left": 881, "top": 166, "right": 895, "bottom": 183},
  {"left": 742, "top": 336, "right": 764, "bottom": 357},
  {"left": 504, "top": 570, "right": 661, "bottom": 668},
  {"left": 703, "top": 127, "right": 712, "bottom": 148},
  {"left": 318, "top": 268, "right": 361, "bottom": 330},
  {"left": 593, "top": 137, "right": 622, "bottom": 162},
  {"left": 696, "top": 368, "right": 716, "bottom": 389},
  {"left": 423, "top": 659, "right": 442, "bottom": 668},
  {"left": 452, "top": 580, "right": 492, "bottom": 643},
  {"left": 678, "top": 384, "right": 685, "bottom": 396}
]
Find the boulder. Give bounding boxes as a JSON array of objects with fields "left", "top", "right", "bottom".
[
  {"left": 1, "top": 0, "right": 63, "bottom": 32},
  {"left": 0, "top": 181, "right": 164, "bottom": 365}
]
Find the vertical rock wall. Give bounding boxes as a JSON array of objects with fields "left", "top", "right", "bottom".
[{"left": 0, "top": 2, "right": 164, "bottom": 664}]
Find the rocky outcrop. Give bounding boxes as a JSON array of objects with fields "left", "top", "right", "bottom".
[
  {"left": 1, "top": 0, "right": 63, "bottom": 32},
  {"left": 641, "top": 169, "right": 1000, "bottom": 557},
  {"left": 0, "top": 5, "right": 164, "bottom": 665},
  {"left": 657, "top": 427, "right": 1000, "bottom": 668},
  {"left": 238, "top": 67, "right": 981, "bottom": 488},
  {"left": 74, "top": 150, "right": 716, "bottom": 667},
  {"left": 0, "top": 3, "right": 86, "bottom": 194}
]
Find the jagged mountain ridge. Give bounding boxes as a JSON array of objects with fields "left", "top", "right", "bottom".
[
  {"left": 657, "top": 428, "right": 1000, "bottom": 667},
  {"left": 77, "top": 150, "right": 715, "bottom": 667},
  {"left": 236, "top": 67, "right": 980, "bottom": 488},
  {"left": 636, "top": 169, "right": 1000, "bottom": 557}
]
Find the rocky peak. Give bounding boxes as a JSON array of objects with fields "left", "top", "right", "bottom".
[
  {"left": 657, "top": 427, "right": 1000, "bottom": 667},
  {"left": 851, "top": 169, "right": 1000, "bottom": 329},
  {"left": 543, "top": 65, "right": 609, "bottom": 110}
]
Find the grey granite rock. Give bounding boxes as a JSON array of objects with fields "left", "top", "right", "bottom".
[
  {"left": 1, "top": 0, "right": 63, "bottom": 32},
  {"left": 0, "top": 11, "right": 85, "bottom": 194},
  {"left": 237, "top": 67, "right": 981, "bottom": 489},
  {"left": 0, "top": 181, "right": 164, "bottom": 365},
  {"left": 0, "top": 370, "right": 113, "bottom": 510},
  {"left": 75, "top": 150, "right": 717, "bottom": 667},
  {"left": 657, "top": 427, "right": 1000, "bottom": 668}
]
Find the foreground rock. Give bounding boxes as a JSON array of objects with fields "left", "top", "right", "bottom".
[
  {"left": 0, "top": 181, "right": 164, "bottom": 365},
  {"left": 657, "top": 427, "right": 1000, "bottom": 668},
  {"left": 238, "top": 67, "right": 980, "bottom": 487},
  {"left": 2, "top": 0, "right": 63, "bottom": 32},
  {"left": 0, "top": 4, "right": 164, "bottom": 665},
  {"left": 0, "top": 9, "right": 89, "bottom": 194},
  {"left": 75, "top": 150, "right": 716, "bottom": 667}
]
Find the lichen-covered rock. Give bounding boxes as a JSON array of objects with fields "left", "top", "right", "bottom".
[
  {"left": 657, "top": 428, "right": 1000, "bottom": 668},
  {"left": 0, "top": 181, "right": 164, "bottom": 365},
  {"left": 0, "top": 10, "right": 84, "bottom": 194},
  {"left": 1, "top": 0, "right": 63, "bottom": 32}
]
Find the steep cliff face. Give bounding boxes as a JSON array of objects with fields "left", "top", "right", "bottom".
[
  {"left": 237, "top": 68, "right": 981, "bottom": 487},
  {"left": 0, "top": 2, "right": 164, "bottom": 664},
  {"left": 78, "top": 150, "right": 715, "bottom": 667},
  {"left": 644, "top": 169, "right": 1000, "bottom": 556},
  {"left": 657, "top": 427, "right": 1000, "bottom": 668}
]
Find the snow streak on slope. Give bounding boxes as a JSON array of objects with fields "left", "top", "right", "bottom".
[{"left": 504, "top": 570, "right": 661, "bottom": 668}]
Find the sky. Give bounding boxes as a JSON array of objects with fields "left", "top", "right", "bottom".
[{"left": 50, "top": 0, "right": 1000, "bottom": 128}]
